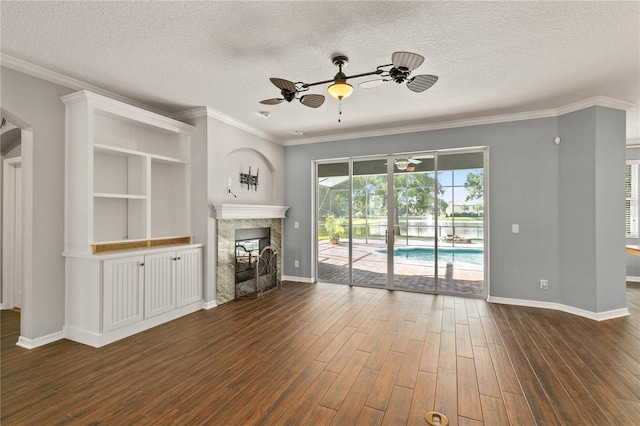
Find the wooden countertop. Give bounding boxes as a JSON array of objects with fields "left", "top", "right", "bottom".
[{"left": 626, "top": 245, "right": 640, "bottom": 256}]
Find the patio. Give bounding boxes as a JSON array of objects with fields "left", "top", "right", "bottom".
[{"left": 317, "top": 238, "right": 485, "bottom": 296}]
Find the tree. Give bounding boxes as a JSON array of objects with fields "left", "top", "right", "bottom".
[
  {"left": 323, "top": 171, "right": 444, "bottom": 237},
  {"left": 392, "top": 172, "right": 442, "bottom": 235},
  {"left": 464, "top": 171, "right": 483, "bottom": 201},
  {"left": 438, "top": 200, "right": 449, "bottom": 217}
]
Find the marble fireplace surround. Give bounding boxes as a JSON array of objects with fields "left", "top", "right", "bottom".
[{"left": 213, "top": 204, "right": 289, "bottom": 305}]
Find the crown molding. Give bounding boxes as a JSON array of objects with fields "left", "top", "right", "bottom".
[
  {"left": 2, "top": 54, "right": 282, "bottom": 144},
  {"left": 61, "top": 90, "right": 194, "bottom": 134},
  {"left": 556, "top": 96, "right": 636, "bottom": 115},
  {"left": 1, "top": 54, "right": 172, "bottom": 117},
  {"left": 4, "top": 54, "right": 633, "bottom": 149},
  {"left": 171, "top": 107, "right": 282, "bottom": 145},
  {"left": 284, "top": 96, "right": 637, "bottom": 146}
]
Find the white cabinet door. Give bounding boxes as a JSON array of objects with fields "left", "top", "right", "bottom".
[
  {"left": 144, "top": 252, "right": 176, "bottom": 318},
  {"left": 176, "top": 248, "right": 202, "bottom": 307},
  {"left": 103, "top": 256, "right": 145, "bottom": 332}
]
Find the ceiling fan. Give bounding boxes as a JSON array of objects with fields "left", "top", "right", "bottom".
[
  {"left": 385, "top": 157, "right": 423, "bottom": 171},
  {"left": 394, "top": 157, "right": 422, "bottom": 171},
  {"left": 359, "top": 52, "right": 438, "bottom": 92},
  {"left": 259, "top": 52, "right": 438, "bottom": 110},
  {"left": 259, "top": 78, "right": 325, "bottom": 108}
]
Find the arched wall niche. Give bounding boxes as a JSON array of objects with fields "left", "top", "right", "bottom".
[{"left": 223, "top": 147, "right": 276, "bottom": 205}]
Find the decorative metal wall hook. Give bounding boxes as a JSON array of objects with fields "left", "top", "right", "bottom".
[{"left": 240, "top": 166, "right": 259, "bottom": 191}]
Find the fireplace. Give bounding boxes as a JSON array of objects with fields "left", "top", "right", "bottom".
[
  {"left": 213, "top": 204, "right": 289, "bottom": 305},
  {"left": 235, "top": 227, "right": 273, "bottom": 298}
]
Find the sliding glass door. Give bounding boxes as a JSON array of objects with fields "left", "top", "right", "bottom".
[
  {"left": 317, "top": 162, "right": 350, "bottom": 284},
  {"left": 316, "top": 148, "right": 486, "bottom": 296},
  {"left": 351, "top": 159, "right": 388, "bottom": 286},
  {"left": 435, "top": 151, "right": 485, "bottom": 296},
  {"left": 391, "top": 154, "right": 437, "bottom": 292}
]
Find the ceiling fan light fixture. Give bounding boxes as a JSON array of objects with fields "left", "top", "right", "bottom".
[
  {"left": 395, "top": 159, "right": 410, "bottom": 170},
  {"left": 328, "top": 76, "right": 353, "bottom": 100},
  {"left": 328, "top": 58, "right": 353, "bottom": 100}
]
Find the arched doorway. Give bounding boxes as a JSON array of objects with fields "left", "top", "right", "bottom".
[{"left": 1, "top": 108, "right": 33, "bottom": 348}]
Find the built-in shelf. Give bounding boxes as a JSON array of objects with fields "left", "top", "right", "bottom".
[
  {"left": 94, "top": 143, "right": 187, "bottom": 164},
  {"left": 63, "top": 90, "right": 195, "bottom": 251}
]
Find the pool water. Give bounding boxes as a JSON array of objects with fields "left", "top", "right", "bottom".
[{"left": 377, "top": 247, "right": 484, "bottom": 265}]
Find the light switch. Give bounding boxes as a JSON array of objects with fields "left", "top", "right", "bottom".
[
  {"left": 294, "top": 221, "right": 299, "bottom": 229},
  {"left": 227, "top": 177, "right": 232, "bottom": 186},
  {"left": 512, "top": 224, "right": 519, "bottom": 233}
]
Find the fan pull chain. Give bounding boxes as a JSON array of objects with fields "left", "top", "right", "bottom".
[{"left": 338, "top": 98, "right": 343, "bottom": 123}]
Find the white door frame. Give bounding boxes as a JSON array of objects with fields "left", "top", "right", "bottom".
[
  {"left": 315, "top": 147, "right": 489, "bottom": 297},
  {"left": 2, "top": 156, "right": 22, "bottom": 309}
]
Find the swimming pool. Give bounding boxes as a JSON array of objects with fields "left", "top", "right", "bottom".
[{"left": 377, "top": 247, "right": 484, "bottom": 265}]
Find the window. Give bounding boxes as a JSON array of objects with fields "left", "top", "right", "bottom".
[{"left": 626, "top": 162, "right": 638, "bottom": 238}]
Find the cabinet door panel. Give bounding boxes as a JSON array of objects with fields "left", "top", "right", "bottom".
[
  {"left": 103, "top": 256, "right": 144, "bottom": 332},
  {"left": 144, "top": 252, "right": 176, "bottom": 318},
  {"left": 176, "top": 248, "right": 203, "bottom": 307}
]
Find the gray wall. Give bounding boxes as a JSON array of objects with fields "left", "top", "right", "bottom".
[
  {"left": 558, "top": 107, "right": 627, "bottom": 311},
  {"left": 284, "top": 107, "right": 627, "bottom": 312},
  {"left": 594, "top": 107, "right": 626, "bottom": 311},
  {"left": 626, "top": 146, "right": 640, "bottom": 278},
  {"left": 1, "top": 66, "right": 75, "bottom": 339}
]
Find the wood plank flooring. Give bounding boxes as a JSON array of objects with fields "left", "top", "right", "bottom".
[{"left": 2, "top": 283, "right": 639, "bottom": 425}]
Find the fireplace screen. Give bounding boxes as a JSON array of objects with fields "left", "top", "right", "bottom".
[{"left": 235, "top": 228, "right": 279, "bottom": 298}]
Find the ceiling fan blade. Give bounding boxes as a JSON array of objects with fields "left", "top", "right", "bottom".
[
  {"left": 406, "top": 74, "right": 438, "bottom": 93},
  {"left": 270, "top": 78, "right": 297, "bottom": 92},
  {"left": 408, "top": 158, "right": 422, "bottom": 164},
  {"left": 392, "top": 51, "right": 425, "bottom": 71},
  {"left": 359, "top": 79, "right": 388, "bottom": 88},
  {"left": 259, "top": 98, "right": 284, "bottom": 105},
  {"left": 299, "top": 94, "right": 325, "bottom": 108}
]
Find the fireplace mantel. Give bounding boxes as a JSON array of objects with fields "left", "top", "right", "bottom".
[{"left": 212, "top": 204, "right": 290, "bottom": 220}]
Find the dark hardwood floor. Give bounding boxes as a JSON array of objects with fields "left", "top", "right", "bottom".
[{"left": 2, "top": 283, "right": 639, "bottom": 425}]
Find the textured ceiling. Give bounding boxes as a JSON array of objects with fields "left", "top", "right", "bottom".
[{"left": 1, "top": 1, "right": 638, "bottom": 144}]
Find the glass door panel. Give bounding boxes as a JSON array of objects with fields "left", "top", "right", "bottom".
[
  {"left": 436, "top": 152, "right": 485, "bottom": 296},
  {"left": 317, "top": 162, "right": 350, "bottom": 284},
  {"left": 352, "top": 159, "right": 388, "bottom": 286},
  {"left": 391, "top": 155, "right": 437, "bottom": 292}
]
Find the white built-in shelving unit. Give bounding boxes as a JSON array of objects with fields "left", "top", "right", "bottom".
[
  {"left": 62, "top": 91, "right": 203, "bottom": 347},
  {"left": 63, "top": 92, "right": 193, "bottom": 251}
]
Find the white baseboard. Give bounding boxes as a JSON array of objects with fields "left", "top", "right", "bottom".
[
  {"left": 16, "top": 330, "right": 65, "bottom": 349},
  {"left": 281, "top": 275, "right": 315, "bottom": 283},
  {"left": 626, "top": 276, "right": 640, "bottom": 282},
  {"left": 487, "top": 296, "right": 629, "bottom": 321},
  {"left": 64, "top": 302, "right": 203, "bottom": 348},
  {"left": 202, "top": 300, "right": 218, "bottom": 310}
]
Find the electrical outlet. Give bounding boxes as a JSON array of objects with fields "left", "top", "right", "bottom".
[
  {"left": 294, "top": 260, "right": 299, "bottom": 268},
  {"left": 540, "top": 279, "right": 548, "bottom": 289}
]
